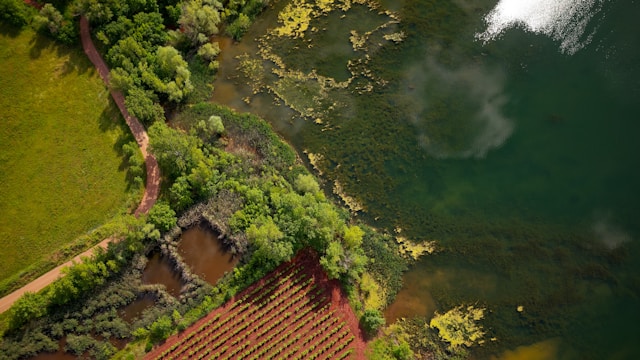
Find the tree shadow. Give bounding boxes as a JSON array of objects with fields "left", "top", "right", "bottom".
[
  {"left": 0, "top": 22, "right": 23, "bottom": 38},
  {"left": 27, "top": 25, "right": 94, "bottom": 77},
  {"left": 28, "top": 29, "right": 55, "bottom": 59},
  {"left": 98, "top": 99, "right": 146, "bottom": 191}
]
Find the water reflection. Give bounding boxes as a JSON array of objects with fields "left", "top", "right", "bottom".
[
  {"left": 142, "top": 252, "right": 183, "bottom": 298},
  {"left": 118, "top": 296, "right": 155, "bottom": 323},
  {"left": 490, "top": 338, "right": 561, "bottom": 360}
]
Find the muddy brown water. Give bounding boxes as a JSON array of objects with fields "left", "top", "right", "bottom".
[
  {"left": 118, "top": 295, "right": 155, "bottom": 323},
  {"left": 177, "top": 226, "right": 238, "bottom": 286},
  {"left": 142, "top": 252, "right": 183, "bottom": 298}
]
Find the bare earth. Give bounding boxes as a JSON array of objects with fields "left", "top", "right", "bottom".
[{"left": 0, "top": 16, "right": 160, "bottom": 314}]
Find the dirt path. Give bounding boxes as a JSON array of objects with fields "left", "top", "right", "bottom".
[
  {"left": 0, "top": 16, "right": 160, "bottom": 314},
  {"left": 79, "top": 15, "right": 160, "bottom": 216}
]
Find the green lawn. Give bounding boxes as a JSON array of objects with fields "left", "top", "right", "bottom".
[{"left": 0, "top": 24, "right": 135, "bottom": 284}]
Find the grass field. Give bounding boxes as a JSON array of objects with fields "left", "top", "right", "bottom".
[{"left": 0, "top": 24, "right": 135, "bottom": 285}]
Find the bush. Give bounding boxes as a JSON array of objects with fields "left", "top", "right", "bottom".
[
  {"left": 361, "top": 309, "right": 385, "bottom": 337},
  {"left": 294, "top": 174, "right": 320, "bottom": 195},
  {"left": 8, "top": 291, "right": 47, "bottom": 330},
  {"left": 148, "top": 202, "right": 177, "bottom": 232},
  {"left": 0, "top": 0, "right": 34, "bottom": 27},
  {"left": 226, "top": 13, "right": 251, "bottom": 40},
  {"left": 149, "top": 315, "right": 173, "bottom": 343}
]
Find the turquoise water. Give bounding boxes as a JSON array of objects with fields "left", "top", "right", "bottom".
[{"left": 212, "top": 0, "right": 640, "bottom": 358}]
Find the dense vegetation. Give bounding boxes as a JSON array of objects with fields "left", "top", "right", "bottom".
[{"left": 0, "top": 22, "right": 137, "bottom": 295}]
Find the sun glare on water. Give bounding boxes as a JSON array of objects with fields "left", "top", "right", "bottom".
[{"left": 476, "top": 0, "right": 604, "bottom": 54}]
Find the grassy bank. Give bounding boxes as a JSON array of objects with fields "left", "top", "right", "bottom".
[{"left": 0, "top": 23, "right": 137, "bottom": 287}]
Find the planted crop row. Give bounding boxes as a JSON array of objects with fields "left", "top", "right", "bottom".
[
  {"left": 230, "top": 262, "right": 298, "bottom": 310},
  {"left": 148, "top": 252, "right": 361, "bottom": 360},
  {"left": 192, "top": 280, "right": 314, "bottom": 359}
]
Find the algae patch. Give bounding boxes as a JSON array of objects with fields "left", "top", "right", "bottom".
[{"left": 237, "top": 0, "right": 404, "bottom": 125}]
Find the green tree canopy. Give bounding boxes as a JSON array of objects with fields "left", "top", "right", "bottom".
[{"left": 178, "top": 0, "right": 222, "bottom": 45}]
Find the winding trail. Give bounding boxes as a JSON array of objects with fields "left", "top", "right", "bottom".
[
  {"left": 79, "top": 16, "right": 160, "bottom": 216},
  {"left": 0, "top": 16, "right": 160, "bottom": 314}
]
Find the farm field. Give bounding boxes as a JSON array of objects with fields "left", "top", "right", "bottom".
[
  {"left": 0, "top": 24, "right": 134, "bottom": 286},
  {"left": 145, "top": 249, "right": 366, "bottom": 360}
]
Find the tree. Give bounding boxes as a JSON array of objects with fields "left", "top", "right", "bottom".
[
  {"left": 149, "top": 122, "right": 204, "bottom": 180},
  {"left": 226, "top": 12, "right": 251, "bottom": 40},
  {"left": 155, "top": 45, "right": 193, "bottom": 102},
  {"left": 196, "top": 42, "right": 220, "bottom": 62},
  {"left": 343, "top": 225, "right": 364, "bottom": 249},
  {"left": 125, "top": 87, "right": 165, "bottom": 124},
  {"left": 34, "top": 4, "right": 63, "bottom": 35},
  {"left": 294, "top": 173, "right": 320, "bottom": 195},
  {"left": 361, "top": 309, "right": 385, "bottom": 337},
  {"left": 148, "top": 202, "right": 177, "bottom": 232},
  {"left": 0, "top": 0, "right": 33, "bottom": 27},
  {"left": 192, "top": 115, "right": 225, "bottom": 143},
  {"left": 109, "top": 67, "right": 136, "bottom": 93},
  {"left": 320, "top": 240, "right": 345, "bottom": 279},
  {"left": 149, "top": 315, "right": 173, "bottom": 343},
  {"left": 247, "top": 218, "right": 293, "bottom": 266},
  {"left": 178, "top": 0, "right": 222, "bottom": 45},
  {"left": 9, "top": 292, "right": 47, "bottom": 330}
]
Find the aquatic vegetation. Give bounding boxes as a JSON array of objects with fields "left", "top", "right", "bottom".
[
  {"left": 274, "top": 0, "right": 314, "bottom": 38},
  {"left": 429, "top": 305, "right": 485, "bottom": 349},
  {"left": 360, "top": 273, "right": 385, "bottom": 310},
  {"left": 395, "top": 236, "right": 437, "bottom": 260},
  {"left": 333, "top": 180, "right": 364, "bottom": 212},
  {"left": 237, "top": 0, "right": 404, "bottom": 125}
]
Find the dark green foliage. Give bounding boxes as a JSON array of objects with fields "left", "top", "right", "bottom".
[
  {"left": 186, "top": 56, "right": 216, "bottom": 103},
  {"left": 361, "top": 308, "right": 386, "bottom": 337},
  {"left": 0, "top": 0, "right": 33, "bottom": 27},
  {"left": 66, "top": 334, "right": 97, "bottom": 355},
  {"left": 0, "top": 329, "right": 57, "bottom": 359},
  {"left": 362, "top": 227, "right": 408, "bottom": 306}
]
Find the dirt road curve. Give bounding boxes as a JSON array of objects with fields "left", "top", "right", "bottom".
[
  {"left": 0, "top": 16, "right": 160, "bottom": 314},
  {"left": 79, "top": 16, "right": 160, "bottom": 216}
]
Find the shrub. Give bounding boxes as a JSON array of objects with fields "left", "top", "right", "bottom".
[
  {"left": 148, "top": 202, "right": 177, "bottom": 232},
  {"left": 360, "top": 309, "right": 385, "bottom": 337},
  {"left": 0, "top": 0, "right": 34, "bottom": 27}
]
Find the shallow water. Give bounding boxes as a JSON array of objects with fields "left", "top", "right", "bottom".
[
  {"left": 177, "top": 226, "right": 238, "bottom": 285},
  {"left": 118, "top": 295, "right": 155, "bottom": 323},
  {"left": 212, "top": 0, "right": 640, "bottom": 358}
]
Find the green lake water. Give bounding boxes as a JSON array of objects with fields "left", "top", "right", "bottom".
[{"left": 212, "top": 0, "right": 640, "bottom": 358}]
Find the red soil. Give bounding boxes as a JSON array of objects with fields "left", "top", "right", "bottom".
[{"left": 145, "top": 249, "right": 367, "bottom": 360}]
